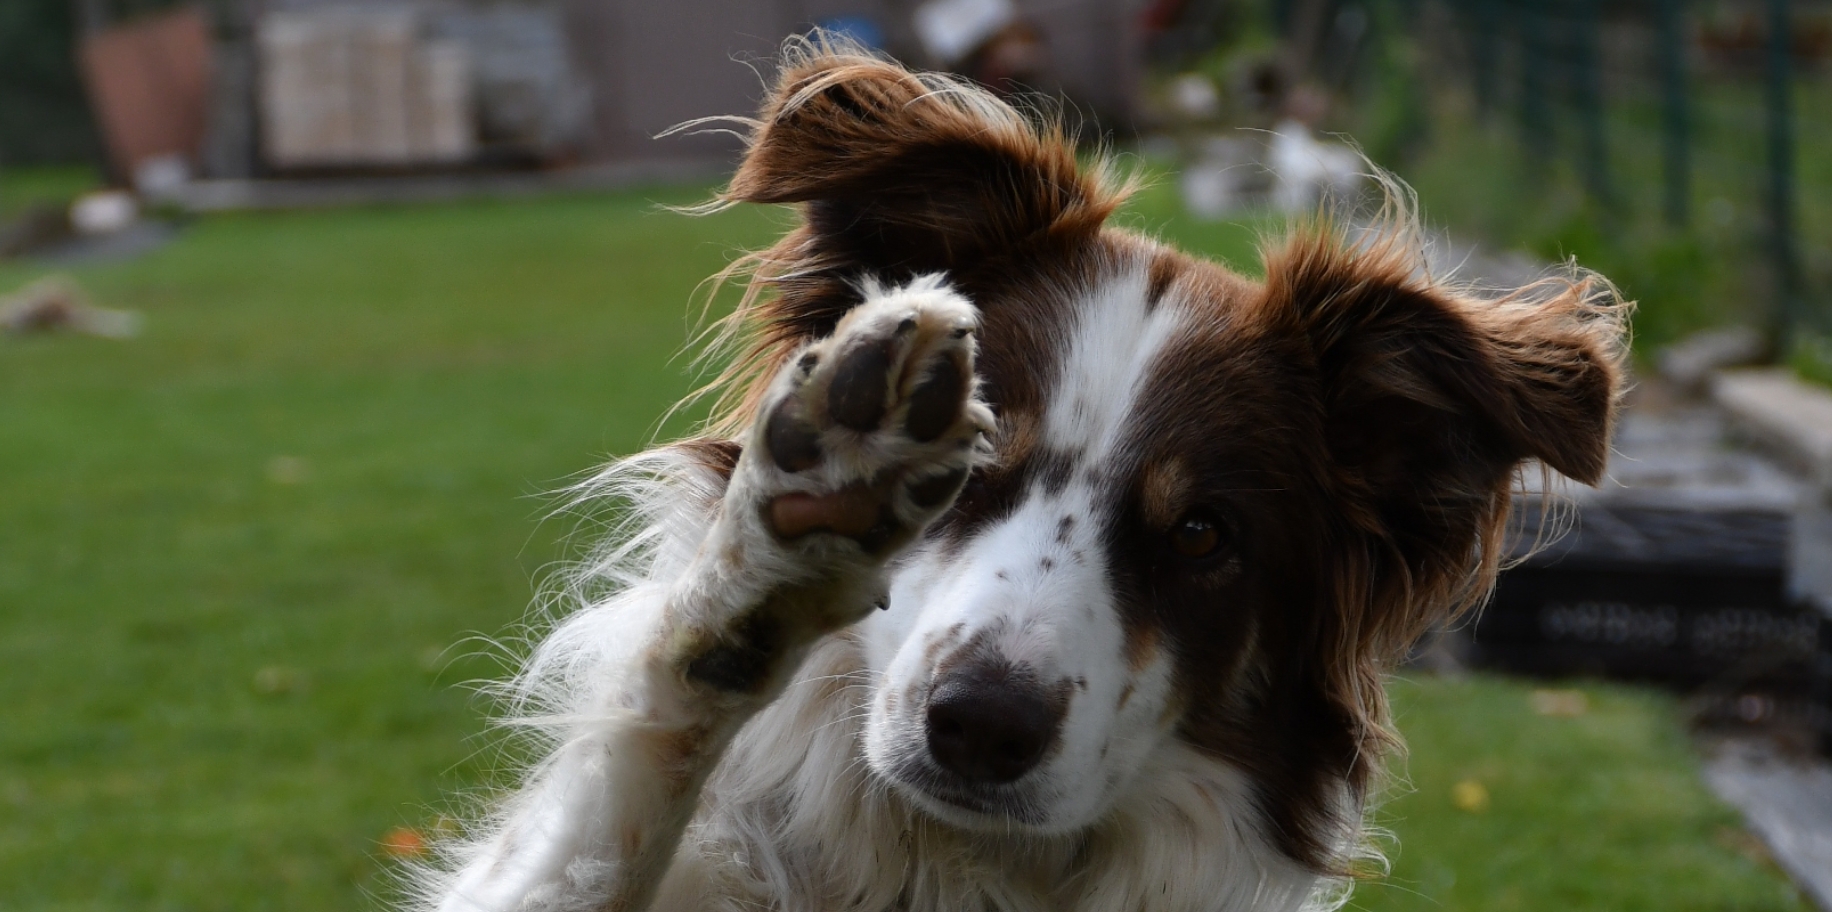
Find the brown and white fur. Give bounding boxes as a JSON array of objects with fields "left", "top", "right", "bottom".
[{"left": 417, "top": 40, "right": 1627, "bottom": 912}]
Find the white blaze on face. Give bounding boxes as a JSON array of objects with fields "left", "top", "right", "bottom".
[
  {"left": 860, "top": 266, "right": 1193, "bottom": 831},
  {"left": 1040, "top": 269, "right": 1189, "bottom": 462}
]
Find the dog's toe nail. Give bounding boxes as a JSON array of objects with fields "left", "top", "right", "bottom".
[
  {"left": 766, "top": 399, "right": 823, "bottom": 472},
  {"left": 905, "top": 357, "right": 966, "bottom": 442},
  {"left": 829, "top": 341, "right": 892, "bottom": 430}
]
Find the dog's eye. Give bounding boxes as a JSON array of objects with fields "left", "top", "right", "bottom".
[{"left": 1169, "top": 510, "right": 1230, "bottom": 560}]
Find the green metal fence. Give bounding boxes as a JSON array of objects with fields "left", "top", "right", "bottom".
[
  {"left": 1450, "top": 0, "right": 1823, "bottom": 347},
  {"left": 1165, "top": 0, "right": 1832, "bottom": 355}
]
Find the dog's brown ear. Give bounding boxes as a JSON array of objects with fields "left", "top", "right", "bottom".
[
  {"left": 724, "top": 41, "right": 1125, "bottom": 278},
  {"left": 1263, "top": 224, "right": 1626, "bottom": 661},
  {"left": 1268, "top": 230, "right": 1623, "bottom": 490},
  {"left": 1257, "top": 225, "right": 1626, "bottom": 792}
]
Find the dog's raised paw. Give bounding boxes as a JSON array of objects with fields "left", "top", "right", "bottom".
[{"left": 752, "top": 278, "right": 993, "bottom": 555}]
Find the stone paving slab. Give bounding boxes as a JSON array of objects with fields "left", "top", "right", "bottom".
[
  {"left": 1704, "top": 738, "right": 1832, "bottom": 911},
  {"left": 1714, "top": 369, "right": 1832, "bottom": 490},
  {"left": 1533, "top": 406, "right": 1803, "bottom": 513}
]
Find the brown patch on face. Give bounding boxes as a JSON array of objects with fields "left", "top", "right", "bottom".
[
  {"left": 1123, "top": 619, "right": 1161, "bottom": 674},
  {"left": 1139, "top": 456, "right": 1192, "bottom": 530},
  {"left": 934, "top": 401, "right": 1064, "bottom": 543}
]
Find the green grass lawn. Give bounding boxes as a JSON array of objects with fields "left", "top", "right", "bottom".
[{"left": 0, "top": 176, "right": 1806, "bottom": 912}]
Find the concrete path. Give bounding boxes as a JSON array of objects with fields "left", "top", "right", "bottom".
[{"left": 1704, "top": 738, "right": 1832, "bottom": 911}]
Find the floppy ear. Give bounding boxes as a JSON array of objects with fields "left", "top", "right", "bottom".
[
  {"left": 1261, "top": 225, "right": 1626, "bottom": 716},
  {"left": 722, "top": 39, "right": 1125, "bottom": 296},
  {"left": 697, "top": 39, "right": 1130, "bottom": 433},
  {"left": 1268, "top": 229, "right": 1622, "bottom": 497}
]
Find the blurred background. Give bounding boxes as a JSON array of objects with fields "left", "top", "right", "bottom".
[{"left": 2, "top": 1, "right": 1831, "bottom": 910}]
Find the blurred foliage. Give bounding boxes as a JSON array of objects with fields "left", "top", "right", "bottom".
[
  {"left": 1789, "top": 329, "right": 1832, "bottom": 386},
  {"left": 0, "top": 0, "right": 100, "bottom": 167},
  {"left": 1147, "top": 1, "right": 1832, "bottom": 362},
  {"left": 1359, "top": 11, "right": 1832, "bottom": 358},
  {"left": 0, "top": 165, "right": 99, "bottom": 220}
]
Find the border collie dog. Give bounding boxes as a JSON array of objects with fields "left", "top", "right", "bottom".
[{"left": 421, "top": 41, "right": 1625, "bottom": 912}]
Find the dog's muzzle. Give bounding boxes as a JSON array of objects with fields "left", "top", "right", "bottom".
[{"left": 924, "top": 660, "right": 1066, "bottom": 785}]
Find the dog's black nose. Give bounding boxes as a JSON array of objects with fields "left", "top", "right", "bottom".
[{"left": 925, "top": 664, "right": 1064, "bottom": 784}]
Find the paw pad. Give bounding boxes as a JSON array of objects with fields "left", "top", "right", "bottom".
[{"left": 753, "top": 279, "right": 991, "bottom": 552}]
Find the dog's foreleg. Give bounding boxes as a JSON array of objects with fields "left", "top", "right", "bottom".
[
  {"left": 432, "top": 280, "right": 990, "bottom": 912},
  {"left": 436, "top": 568, "right": 876, "bottom": 912}
]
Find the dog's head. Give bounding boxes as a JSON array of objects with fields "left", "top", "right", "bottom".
[{"left": 709, "top": 41, "right": 1624, "bottom": 873}]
